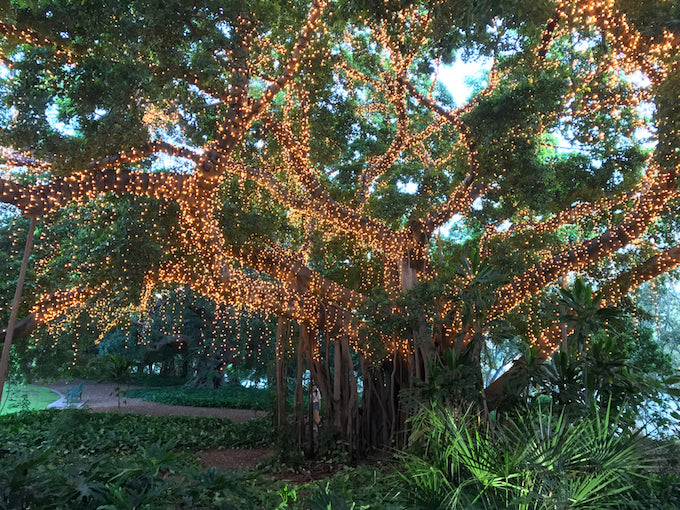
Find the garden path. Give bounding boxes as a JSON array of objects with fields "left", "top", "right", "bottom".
[{"left": 45, "top": 380, "right": 267, "bottom": 421}]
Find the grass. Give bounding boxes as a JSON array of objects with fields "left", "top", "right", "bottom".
[{"left": 0, "top": 383, "right": 60, "bottom": 415}]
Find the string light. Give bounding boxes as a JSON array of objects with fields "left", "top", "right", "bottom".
[{"left": 0, "top": 0, "right": 678, "bottom": 373}]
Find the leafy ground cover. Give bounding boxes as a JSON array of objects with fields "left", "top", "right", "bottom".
[
  {"left": 0, "top": 409, "right": 272, "bottom": 454},
  {"left": 0, "top": 408, "right": 399, "bottom": 509},
  {"left": 125, "top": 384, "right": 271, "bottom": 410},
  {"left": 1, "top": 407, "right": 679, "bottom": 509},
  {"left": 0, "top": 409, "right": 283, "bottom": 509},
  {"left": 0, "top": 384, "right": 59, "bottom": 415}
]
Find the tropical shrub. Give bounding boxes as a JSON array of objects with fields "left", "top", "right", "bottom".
[{"left": 401, "top": 403, "right": 648, "bottom": 509}]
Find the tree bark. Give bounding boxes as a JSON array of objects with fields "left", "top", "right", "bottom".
[
  {"left": 275, "top": 316, "right": 289, "bottom": 428},
  {"left": 0, "top": 216, "right": 37, "bottom": 404}
]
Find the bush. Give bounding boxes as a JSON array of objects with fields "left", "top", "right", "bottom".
[
  {"left": 400, "top": 403, "right": 648, "bottom": 509},
  {"left": 125, "top": 385, "right": 272, "bottom": 410}
]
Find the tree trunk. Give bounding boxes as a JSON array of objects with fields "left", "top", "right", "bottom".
[
  {"left": 0, "top": 217, "right": 37, "bottom": 404},
  {"left": 293, "top": 322, "right": 305, "bottom": 446},
  {"left": 275, "top": 316, "right": 289, "bottom": 428}
]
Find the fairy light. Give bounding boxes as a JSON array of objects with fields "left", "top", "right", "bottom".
[{"left": 0, "top": 0, "right": 677, "bottom": 376}]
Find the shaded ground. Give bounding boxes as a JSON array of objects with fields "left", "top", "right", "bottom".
[{"left": 199, "top": 448, "right": 276, "bottom": 471}]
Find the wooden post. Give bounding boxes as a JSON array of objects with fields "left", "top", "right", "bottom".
[{"left": 0, "top": 216, "right": 38, "bottom": 404}]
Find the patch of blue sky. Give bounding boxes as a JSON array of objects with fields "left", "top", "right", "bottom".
[
  {"left": 45, "top": 102, "right": 79, "bottom": 136},
  {"left": 150, "top": 153, "right": 195, "bottom": 174},
  {"left": 0, "top": 202, "right": 20, "bottom": 220},
  {"left": 396, "top": 180, "right": 417, "bottom": 194},
  {"left": 436, "top": 55, "right": 493, "bottom": 107},
  {"left": 188, "top": 83, "right": 221, "bottom": 104}
]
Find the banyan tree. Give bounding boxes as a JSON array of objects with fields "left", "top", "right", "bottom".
[{"left": 1, "top": 0, "right": 679, "bottom": 451}]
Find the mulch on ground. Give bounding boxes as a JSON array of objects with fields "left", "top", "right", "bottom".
[{"left": 199, "top": 448, "right": 276, "bottom": 471}]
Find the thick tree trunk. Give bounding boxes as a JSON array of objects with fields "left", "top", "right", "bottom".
[
  {"left": 279, "top": 318, "right": 364, "bottom": 455},
  {"left": 359, "top": 358, "right": 392, "bottom": 448}
]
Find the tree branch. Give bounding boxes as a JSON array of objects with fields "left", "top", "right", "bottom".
[
  {"left": 603, "top": 244, "right": 680, "bottom": 304},
  {"left": 413, "top": 181, "right": 487, "bottom": 240},
  {"left": 230, "top": 243, "right": 364, "bottom": 310},
  {"left": 198, "top": 0, "right": 328, "bottom": 170},
  {"left": 399, "top": 78, "right": 489, "bottom": 236},
  {"left": 153, "top": 259, "right": 356, "bottom": 338},
  {"left": 0, "top": 147, "right": 51, "bottom": 170},
  {"left": 0, "top": 169, "right": 189, "bottom": 216},
  {"left": 479, "top": 192, "right": 631, "bottom": 258},
  {"left": 491, "top": 164, "right": 679, "bottom": 318},
  {"left": 259, "top": 116, "right": 411, "bottom": 255},
  {"left": 88, "top": 141, "right": 200, "bottom": 172}
]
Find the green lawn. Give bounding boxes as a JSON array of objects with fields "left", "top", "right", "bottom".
[{"left": 0, "top": 383, "right": 60, "bottom": 415}]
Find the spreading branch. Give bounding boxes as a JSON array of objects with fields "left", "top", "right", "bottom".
[
  {"left": 491, "top": 164, "right": 679, "bottom": 318},
  {"left": 0, "top": 169, "right": 189, "bottom": 216},
  {"left": 603, "top": 244, "right": 680, "bottom": 304},
  {"left": 260, "top": 116, "right": 412, "bottom": 256}
]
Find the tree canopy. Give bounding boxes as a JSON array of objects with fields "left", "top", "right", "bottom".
[{"left": 1, "top": 0, "right": 679, "bottom": 448}]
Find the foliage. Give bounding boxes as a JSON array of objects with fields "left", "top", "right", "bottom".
[
  {"left": 628, "top": 474, "right": 680, "bottom": 510},
  {"left": 400, "top": 403, "right": 648, "bottom": 509},
  {"left": 0, "top": 408, "right": 280, "bottom": 509},
  {"left": 0, "top": 409, "right": 273, "bottom": 454},
  {"left": 0, "top": 215, "right": 36, "bottom": 324},
  {"left": 637, "top": 282, "right": 680, "bottom": 367},
  {"left": 100, "top": 353, "right": 132, "bottom": 409},
  {"left": 404, "top": 349, "right": 483, "bottom": 409},
  {"left": 127, "top": 374, "right": 188, "bottom": 387},
  {"left": 0, "top": 406, "right": 678, "bottom": 509},
  {"left": 125, "top": 385, "right": 272, "bottom": 411},
  {"left": 6, "top": 345, "right": 24, "bottom": 385},
  {"left": 302, "top": 464, "right": 401, "bottom": 510},
  {"left": 494, "top": 279, "right": 679, "bottom": 432}
]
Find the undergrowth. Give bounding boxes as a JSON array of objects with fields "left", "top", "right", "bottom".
[
  {"left": 0, "top": 409, "right": 279, "bottom": 509},
  {"left": 1, "top": 408, "right": 678, "bottom": 509},
  {"left": 125, "top": 385, "right": 271, "bottom": 410}
]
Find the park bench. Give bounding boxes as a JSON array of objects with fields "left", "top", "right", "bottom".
[{"left": 66, "top": 382, "right": 83, "bottom": 405}]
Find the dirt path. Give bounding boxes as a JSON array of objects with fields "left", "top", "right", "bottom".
[{"left": 45, "top": 380, "right": 266, "bottom": 422}]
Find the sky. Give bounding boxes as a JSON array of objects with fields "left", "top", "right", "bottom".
[{"left": 437, "top": 56, "right": 493, "bottom": 107}]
